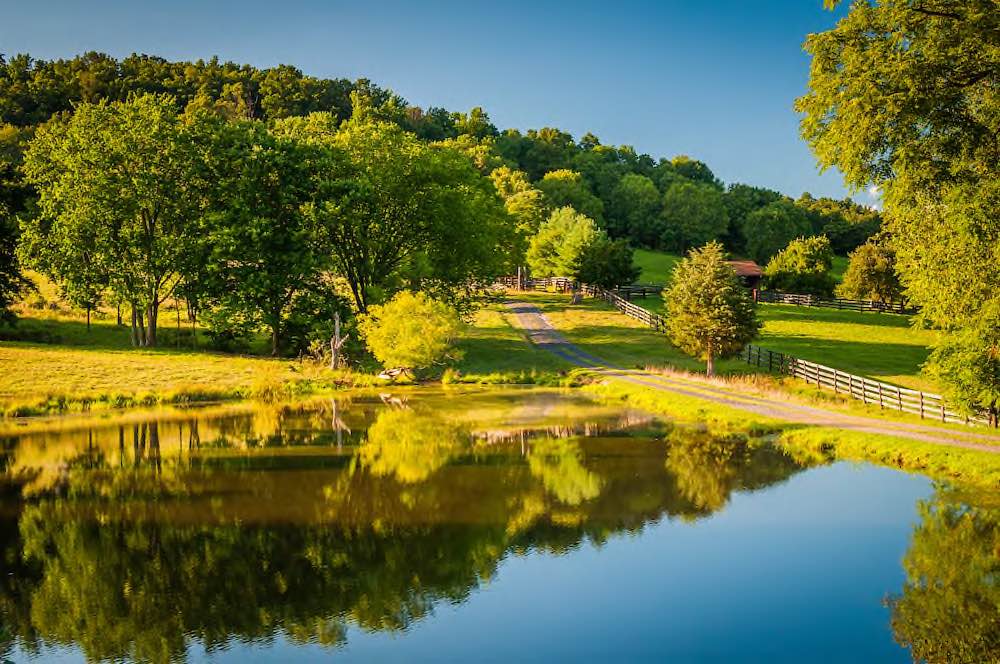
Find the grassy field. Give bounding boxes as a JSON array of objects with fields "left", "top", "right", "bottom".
[
  {"left": 756, "top": 304, "right": 937, "bottom": 391},
  {"left": 629, "top": 295, "right": 936, "bottom": 391},
  {"left": 633, "top": 249, "right": 681, "bottom": 284},
  {"left": 633, "top": 249, "right": 851, "bottom": 285},
  {"left": 0, "top": 299, "right": 577, "bottom": 414}
]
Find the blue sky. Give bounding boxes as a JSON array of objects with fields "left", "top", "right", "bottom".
[{"left": 1, "top": 0, "right": 863, "bottom": 202}]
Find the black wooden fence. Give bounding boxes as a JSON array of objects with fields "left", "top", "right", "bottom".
[
  {"left": 501, "top": 276, "right": 988, "bottom": 427},
  {"left": 757, "top": 290, "right": 915, "bottom": 315},
  {"left": 741, "top": 344, "right": 988, "bottom": 426}
]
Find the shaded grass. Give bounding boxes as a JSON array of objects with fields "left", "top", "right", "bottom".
[{"left": 830, "top": 255, "right": 849, "bottom": 283}]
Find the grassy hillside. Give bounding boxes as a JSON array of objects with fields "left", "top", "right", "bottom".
[
  {"left": 633, "top": 249, "right": 851, "bottom": 285},
  {"left": 633, "top": 249, "right": 681, "bottom": 284}
]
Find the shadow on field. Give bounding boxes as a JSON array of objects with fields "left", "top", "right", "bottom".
[{"left": 0, "top": 316, "right": 206, "bottom": 353}]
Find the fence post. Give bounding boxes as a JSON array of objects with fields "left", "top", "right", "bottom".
[
  {"left": 768, "top": 350, "right": 773, "bottom": 372},
  {"left": 919, "top": 392, "right": 925, "bottom": 419},
  {"left": 941, "top": 402, "right": 946, "bottom": 423},
  {"left": 878, "top": 383, "right": 883, "bottom": 409}
]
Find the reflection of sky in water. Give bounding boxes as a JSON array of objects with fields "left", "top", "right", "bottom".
[
  {"left": 0, "top": 389, "right": 958, "bottom": 662},
  {"left": 198, "top": 464, "right": 927, "bottom": 663}
]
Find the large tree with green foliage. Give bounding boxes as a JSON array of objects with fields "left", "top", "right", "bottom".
[
  {"left": 797, "top": 0, "right": 999, "bottom": 326},
  {"left": 742, "top": 200, "right": 812, "bottom": 264},
  {"left": 924, "top": 305, "right": 1000, "bottom": 426},
  {"left": 536, "top": 169, "right": 605, "bottom": 224},
  {"left": 764, "top": 235, "right": 835, "bottom": 297},
  {"left": 526, "top": 207, "right": 601, "bottom": 279},
  {"left": 797, "top": 0, "right": 999, "bottom": 407},
  {"left": 660, "top": 181, "right": 729, "bottom": 253},
  {"left": 278, "top": 114, "right": 514, "bottom": 312},
  {"left": 722, "top": 183, "right": 784, "bottom": 253},
  {"left": 607, "top": 173, "right": 662, "bottom": 245},
  {"left": 22, "top": 94, "right": 205, "bottom": 346},
  {"left": 0, "top": 206, "right": 26, "bottom": 324},
  {"left": 577, "top": 236, "right": 640, "bottom": 289},
  {"left": 198, "top": 117, "right": 343, "bottom": 355},
  {"left": 664, "top": 241, "right": 760, "bottom": 376}
]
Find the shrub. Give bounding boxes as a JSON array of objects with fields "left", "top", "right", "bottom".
[
  {"left": 764, "top": 235, "right": 836, "bottom": 297},
  {"left": 836, "top": 240, "right": 903, "bottom": 303},
  {"left": 356, "top": 291, "right": 464, "bottom": 373}
]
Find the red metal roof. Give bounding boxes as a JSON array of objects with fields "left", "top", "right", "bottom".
[{"left": 726, "top": 260, "right": 763, "bottom": 278}]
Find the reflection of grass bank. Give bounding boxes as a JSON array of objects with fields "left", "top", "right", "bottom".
[{"left": 586, "top": 380, "right": 1000, "bottom": 490}]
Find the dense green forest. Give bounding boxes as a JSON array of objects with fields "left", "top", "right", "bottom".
[{"left": 0, "top": 51, "right": 880, "bottom": 356}]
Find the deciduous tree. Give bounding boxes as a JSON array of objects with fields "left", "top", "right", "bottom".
[
  {"left": 526, "top": 207, "right": 600, "bottom": 278},
  {"left": 660, "top": 181, "right": 728, "bottom": 253},
  {"left": 536, "top": 169, "right": 604, "bottom": 224},
  {"left": 357, "top": 290, "right": 464, "bottom": 373},
  {"left": 22, "top": 94, "right": 205, "bottom": 346},
  {"left": 742, "top": 200, "right": 812, "bottom": 264}
]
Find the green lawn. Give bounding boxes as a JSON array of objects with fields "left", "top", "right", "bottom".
[
  {"left": 633, "top": 249, "right": 681, "bottom": 284},
  {"left": 756, "top": 304, "right": 938, "bottom": 391},
  {"left": 830, "top": 255, "right": 849, "bottom": 283},
  {"left": 629, "top": 295, "right": 937, "bottom": 391}
]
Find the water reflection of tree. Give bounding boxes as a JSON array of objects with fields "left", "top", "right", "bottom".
[
  {"left": 0, "top": 403, "right": 815, "bottom": 660},
  {"left": 664, "top": 426, "right": 802, "bottom": 514},
  {"left": 527, "top": 438, "right": 603, "bottom": 506},
  {"left": 888, "top": 488, "right": 1000, "bottom": 663},
  {"left": 358, "top": 409, "right": 466, "bottom": 483}
]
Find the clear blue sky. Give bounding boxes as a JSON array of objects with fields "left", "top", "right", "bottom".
[{"left": 1, "top": 0, "right": 864, "bottom": 202}]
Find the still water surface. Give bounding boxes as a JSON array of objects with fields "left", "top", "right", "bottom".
[{"left": 0, "top": 387, "right": 993, "bottom": 662}]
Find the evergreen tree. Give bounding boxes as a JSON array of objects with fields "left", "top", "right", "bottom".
[{"left": 664, "top": 242, "right": 760, "bottom": 376}]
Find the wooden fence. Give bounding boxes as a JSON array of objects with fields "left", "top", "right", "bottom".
[
  {"left": 741, "top": 344, "right": 989, "bottom": 426},
  {"left": 500, "top": 276, "right": 989, "bottom": 427},
  {"left": 757, "top": 290, "right": 915, "bottom": 315}
]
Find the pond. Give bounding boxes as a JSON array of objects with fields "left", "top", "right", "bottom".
[{"left": 0, "top": 387, "right": 994, "bottom": 662}]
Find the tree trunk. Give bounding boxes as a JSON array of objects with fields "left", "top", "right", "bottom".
[
  {"left": 146, "top": 302, "right": 158, "bottom": 347},
  {"left": 331, "top": 312, "right": 341, "bottom": 370},
  {"left": 706, "top": 349, "right": 715, "bottom": 377},
  {"left": 175, "top": 298, "right": 181, "bottom": 349},
  {"left": 117, "top": 304, "right": 122, "bottom": 327},
  {"left": 86, "top": 306, "right": 91, "bottom": 332},
  {"left": 130, "top": 306, "right": 139, "bottom": 347},
  {"left": 136, "top": 308, "right": 147, "bottom": 347},
  {"left": 271, "top": 316, "right": 281, "bottom": 357}
]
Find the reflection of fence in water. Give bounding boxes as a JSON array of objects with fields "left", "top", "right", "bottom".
[{"left": 474, "top": 412, "right": 658, "bottom": 446}]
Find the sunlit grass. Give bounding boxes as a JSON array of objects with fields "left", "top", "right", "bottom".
[
  {"left": 628, "top": 294, "right": 937, "bottom": 391},
  {"left": 632, "top": 249, "right": 681, "bottom": 284}
]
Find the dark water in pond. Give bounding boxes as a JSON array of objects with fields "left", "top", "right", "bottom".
[{"left": 0, "top": 387, "right": 994, "bottom": 663}]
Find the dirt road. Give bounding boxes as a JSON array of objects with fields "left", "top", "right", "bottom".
[{"left": 505, "top": 300, "right": 1000, "bottom": 453}]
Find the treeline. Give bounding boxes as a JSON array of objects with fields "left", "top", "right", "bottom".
[{"left": 0, "top": 51, "right": 881, "bottom": 354}]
